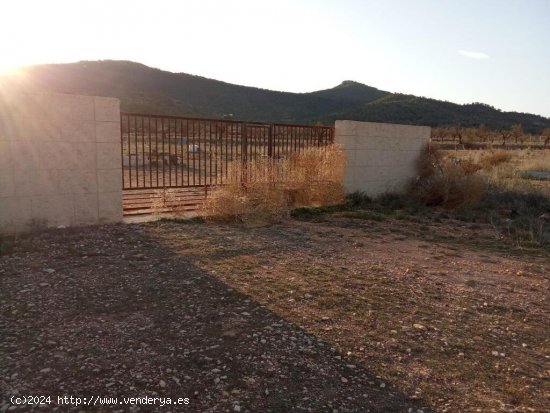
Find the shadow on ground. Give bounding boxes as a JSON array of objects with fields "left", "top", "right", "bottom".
[{"left": 0, "top": 224, "right": 431, "bottom": 413}]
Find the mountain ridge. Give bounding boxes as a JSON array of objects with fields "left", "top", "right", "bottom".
[{"left": 2, "top": 60, "right": 549, "bottom": 132}]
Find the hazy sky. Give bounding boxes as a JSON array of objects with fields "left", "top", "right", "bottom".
[{"left": 1, "top": 0, "right": 549, "bottom": 116}]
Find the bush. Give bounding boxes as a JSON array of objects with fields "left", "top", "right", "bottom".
[
  {"left": 409, "top": 145, "right": 487, "bottom": 209},
  {"left": 202, "top": 180, "right": 290, "bottom": 225},
  {"left": 459, "top": 159, "right": 483, "bottom": 175},
  {"left": 201, "top": 145, "right": 346, "bottom": 225},
  {"left": 478, "top": 150, "right": 512, "bottom": 170}
]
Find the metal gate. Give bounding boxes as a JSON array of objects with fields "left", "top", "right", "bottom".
[{"left": 121, "top": 113, "right": 334, "bottom": 215}]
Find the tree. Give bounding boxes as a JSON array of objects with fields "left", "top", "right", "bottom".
[
  {"left": 451, "top": 125, "right": 463, "bottom": 144},
  {"left": 475, "top": 124, "right": 489, "bottom": 143},
  {"left": 510, "top": 124, "right": 523, "bottom": 145},
  {"left": 462, "top": 127, "right": 478, "bottom": 145},
  {"left": 500, "top": 129, "right": 511, "bottom": 146},
  {"left": 431, "top": 127, "right": 446, "bottom": 142}
]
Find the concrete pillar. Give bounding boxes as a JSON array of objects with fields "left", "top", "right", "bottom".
[
  {"left": 0, "top": 92, "right": 122, "bottom": 234},
  {"left": 335, "top": 120, "right": 430, "bottom": 197}
]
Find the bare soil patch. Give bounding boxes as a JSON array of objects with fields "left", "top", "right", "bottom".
[{"left": 1, "top": 214, "right": 549, "bottom": 412}]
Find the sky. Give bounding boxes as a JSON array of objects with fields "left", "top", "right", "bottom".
[{"left": 1, "top": 0, "right": 549, "bottom": 117}]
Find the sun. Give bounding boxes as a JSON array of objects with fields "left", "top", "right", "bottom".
[{"left": 0, "top": 61, "right": 28, "bottom": 76}]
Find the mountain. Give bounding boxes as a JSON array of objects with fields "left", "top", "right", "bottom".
[
  {"left": 317, "top": 94, "right": 550, "bottom": 132},
  {"left": 308, "top": 80, "right": 387, "bottom": 104},
  {"left": 2, "top": 60, "right": 549, "bottom": 132},
  {"left": 3, "top": 61, "right": 361, "bottom": 123}
]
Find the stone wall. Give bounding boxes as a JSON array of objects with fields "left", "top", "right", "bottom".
[
  {"left": 0, "top": 92, "right": 122, "bottom": 234},
  {"left": 335, "top": 120, "right": 431, "bottom": 197}
]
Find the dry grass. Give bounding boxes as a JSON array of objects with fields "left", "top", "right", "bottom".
[
  {"left": 457, "top": 158, "right": 482, "bottom": 175},
  {"left": 145, "top": 219, "right": 550, "bottom": 412},
  {"left": 409, "top": 145, "right": 487, "bottom": 208},
  {"left": 443, "top": 148, "right": 550, "bottom": 196},
  {"left": 477, "top": 149, "right": 512, "bottom": 169},
  {"left": 436, "top": 148, "right": 550, "bottom": 248},
  {"left": 522, "top": 157, "right": 550, "bottom": 172},
  {"left": 201, "top": 145, "right": 345, "bottom": 224}
]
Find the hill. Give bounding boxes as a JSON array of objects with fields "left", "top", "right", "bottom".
[
  {"left": 317, "top": 94, "right": 550, "bottom": 132},
  {"left": 308, "top": 80, "right": 387, "bottom": 104},
  {"left": 2, "top": 60, "right": 549, "bottom": 132},
  {"left": 4, "top": 61, "right": 361, "bottom": 123}
]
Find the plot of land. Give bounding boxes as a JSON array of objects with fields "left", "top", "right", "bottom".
[{"left": 1, "top": 213, "right": 548, "bottom": 412}]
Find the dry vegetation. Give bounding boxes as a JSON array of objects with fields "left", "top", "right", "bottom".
[
  {"left": 443, "top": 148, "right": 550, "bottom": 196},
  {"left": 409, "top": 145, "right": 549, "bottom": 203},
  {"left": 152, "top": 142, "right": 549, "bottom": 249},
  {"left": 200, "top": 145, "right": 346, "bottom": 225},
  {"left": 408, "top": 145, "right": 487, "bottom": 209},
  {"left": 395, "top": 145, "right": 548, "bottom": 249}
]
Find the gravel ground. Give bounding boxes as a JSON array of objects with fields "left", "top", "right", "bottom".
[
  {"left": 1, "top": 223, "right": 421, "bottom": 413},
  {"left": 1, "top": 214, "right": 549, "bottom": 412}
]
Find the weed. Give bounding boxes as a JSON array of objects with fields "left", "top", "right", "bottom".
[
  {"left": 459, "top": 158, "right": 483, "bottom": 174},
  {"left": 201, "top": 145, "right": 346, "bottom": 225},
  {"left": 477, "top": 191, "right": 550, "bottom": 248},
  {"left": 443, "top": 148, "right": 549, "bottom": 197},
  {"left": 409, "top": 145, "right": 487, "bottom": 209},
  {"left": 478, "top": 150, "right": 512, "bottom": 169}
]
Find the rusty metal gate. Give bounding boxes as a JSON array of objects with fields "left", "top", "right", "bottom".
[{"left": 121, "top": 113, "right": 334, "bottom": 215}]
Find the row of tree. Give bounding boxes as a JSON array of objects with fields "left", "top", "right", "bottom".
[{"left": 431, "top": 124, "right": 550, "bottom": 146}]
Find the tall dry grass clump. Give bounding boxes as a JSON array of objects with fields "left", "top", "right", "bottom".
[
  {"left": 286, "top": 146, "right": 346, "bottom": 206},
  {"left": 201, "top": 145, "right": 345, "bottom": 224},
  {"left": 409, "top": 145, "right": 487, "bottom": 208},
  {"left": 478, "top": 150, "right": 512, "bottom": 170}
]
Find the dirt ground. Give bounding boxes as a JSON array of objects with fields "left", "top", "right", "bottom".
[{"left": 1, "top": 212, "right": 549, "bottom": 412}]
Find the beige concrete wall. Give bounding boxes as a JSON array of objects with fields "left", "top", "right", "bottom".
[
  {"left": 335, "top": 120, "right": 430, "bottom": 197},
  {"left": 0, "top": 92, "right": 122, "bottom": 234}
]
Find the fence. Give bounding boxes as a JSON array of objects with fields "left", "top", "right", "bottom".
[
  {"left": 121, "top": 113, "right": 334, "bottom": 190},
  {"left": 0, "top": 91, "right": 433, "bottom": 232},
  {"left": 120, "top": 113, "right": 334, "bottom": 214}
]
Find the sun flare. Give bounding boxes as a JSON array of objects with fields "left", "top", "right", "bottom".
[{"left": 0, "top": 63, "right": 26, "bottom": 76}]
